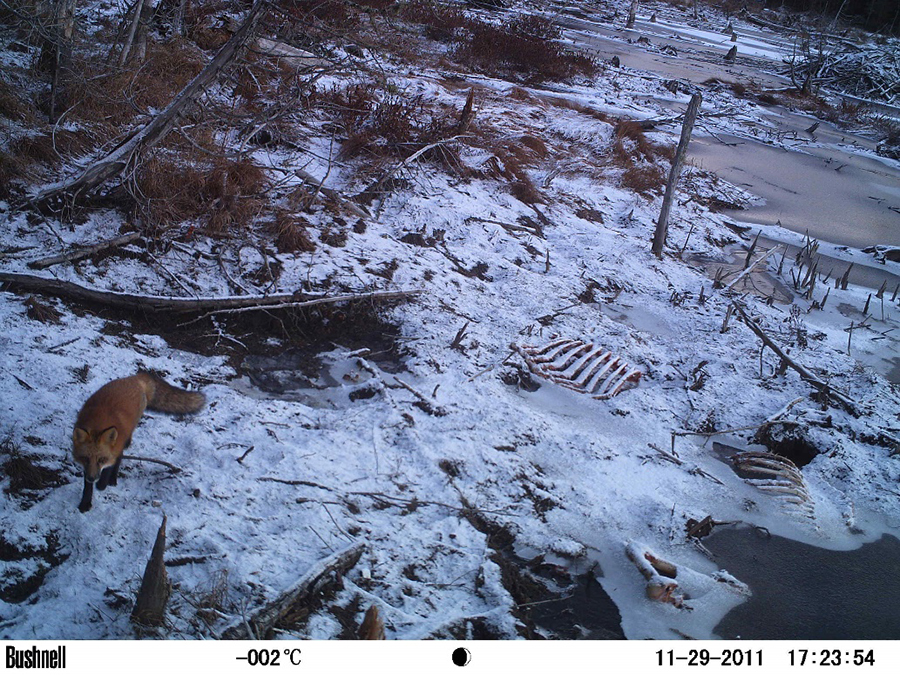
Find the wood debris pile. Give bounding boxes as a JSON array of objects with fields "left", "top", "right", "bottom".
[{"left": 789, "top": 40, "right": 900, "bottom": 104}]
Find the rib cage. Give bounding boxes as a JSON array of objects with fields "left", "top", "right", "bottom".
[
  {"left": 514, "top": 338, "right": 642, "bottom": 399},
  {"left": 732, "top": 451, "right": 815, "bottom": 522}
]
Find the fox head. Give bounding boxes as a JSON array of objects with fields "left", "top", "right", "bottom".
[{"left": 72, "top": 426, "right": 118, "bottom": 483}]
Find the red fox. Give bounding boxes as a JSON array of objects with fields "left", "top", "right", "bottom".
[{"left": 72, "top": 372, "right": 205, "bottom": 512}]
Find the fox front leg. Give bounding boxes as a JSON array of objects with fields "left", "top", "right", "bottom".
[
  {"left": 78, "top": 477, "right": 94, "bottom": 513},
  {"left": 96, "top": 456, "right": 122, "bottom": 491}
]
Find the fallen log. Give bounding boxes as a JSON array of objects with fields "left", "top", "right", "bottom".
[
  {"left": 731, "top": 301, "right": 860, "bottom": 416},
  {"left": 219, "top": 541, "right": 364, "bottom": 639},
  {"left": 27, "top": 232, "right": 142, "bottom": 270},
  {"left": 0, "top": 271, "right": 421, "bottom": 315}
]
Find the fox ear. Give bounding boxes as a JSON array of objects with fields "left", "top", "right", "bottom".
[
  {"left": 99, "top": 427, "right": 118, "bottom": 446},
  {"left": 73, "top": 428, "right": 89, "bottom": 444}
]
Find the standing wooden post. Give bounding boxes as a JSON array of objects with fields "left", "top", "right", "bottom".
[
  {"left": 652, "top": 93, "right": 702, "bottom": 258},
  {"left": 626, "top": 0, "right": 639, "bottom": 28}
]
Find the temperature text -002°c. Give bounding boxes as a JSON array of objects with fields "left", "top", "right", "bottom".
[{"left": 235, "top": 648, "right": 303, "bottom": 666}]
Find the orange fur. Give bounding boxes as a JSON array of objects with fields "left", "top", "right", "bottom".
[{"left": 72, "top": 373, "right": 204, "bottom": 510}]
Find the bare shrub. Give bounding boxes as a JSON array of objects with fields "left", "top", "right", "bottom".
[
  {"left": 274, "top": 0, "right": 358, "bottom": 34},
  {"left": 400, "top": 0, "right": 470, "bottom": 41},
  {"left": 452, "top": 14, "right": 598, "bottom": 82},
  {"left": 322, "top": 83, "right": 456, "bottom": 162},
  {"left": 193, "top": 569, "right": 230, "bottom": 626}
]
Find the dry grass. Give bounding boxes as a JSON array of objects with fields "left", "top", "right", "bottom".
[
  {"left": 400, "top": 2, "right": 597, "bottom": 82},
  {"left": 0, "top": 151, "right": 21, "bottom": 198},
  {"left": 610, "top": 120, "right": 673, "bottom": 195},
  {"left": 184, "top": 0, "right": 243, "bottom": 49},
  {"left": 273, "top": 210, "right": 316, "bottom": 253},
  {"left": 68, "top": 39, "right": 204, "bottom": 129},
  {"left": 477, "top": 141, "right": 545, "bottom": 204},
  {"left": 621, "top": 164, "right": 666, "bottom": 195},
  {"left": 400, "top": 0, "right": 470, "bottom": 41},
  {"left": 542, "top": 94, "right": 611, "bottom": 122},
  {"left": 9, "top": 134, "right": 58, "bottom": 166},
  {"left": 0, "top": 79, "right": 35, "bottom": 124},
  {"left": 274, "top": 0, "right": 360, "bottom": 34},
  {"left": 320, "top": 82, "right": 459, "bottom": 167},
  {"left": 132, "top": 155, "right": 266, "bottom": 235},
  {"left": 613, "top": 121, "right": 674, "bottom": 163}
]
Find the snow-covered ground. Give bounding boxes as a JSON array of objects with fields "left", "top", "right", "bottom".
[{"left": 1, "top": 0, "right": 899, "bottom": 640}]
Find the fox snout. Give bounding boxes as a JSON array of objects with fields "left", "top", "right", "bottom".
[
  {"left": 73, "top": 426, "right": 118, "bottom": 483},
  {"left": 78, "top": 454, "right": 115, "bottom": 483}
]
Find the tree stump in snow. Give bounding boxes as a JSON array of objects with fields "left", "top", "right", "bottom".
[{"left": 131, "top": 515, "right": 170, "bottom": 627}]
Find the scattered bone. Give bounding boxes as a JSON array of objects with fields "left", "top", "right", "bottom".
[
  {"left": 731, "top": 451, "right": 816, "bottom": 522},
  {"left": 626, "top": 541, "right": 685, "bottom": 609}
]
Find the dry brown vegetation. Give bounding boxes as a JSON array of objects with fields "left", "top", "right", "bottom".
[
  {"left": 0, "top": 0, "right": 606, "bottom": 242},
  {"left": 318, "top": 81, "right": 464, "bottom": 177},
  {"left": 402, "top": 1, "right": 598, "bottom": 82},
  {"left": 67, "top": 40, "right": 205, "bottom": 130},
  {"left": 0, "top": 152, "right": 20, "bottom": 198},
  {"left": 0, "top": 78, "right": 34, "bottom": 123},
  {"left": 132, "top": 155, "right": 266, "bottom": 236},
  {"left": 273, "top": 210, "right": 317, "bottom": 253},
  {"left": 610, "top": 120, "right": 673, "bottom": 195}
]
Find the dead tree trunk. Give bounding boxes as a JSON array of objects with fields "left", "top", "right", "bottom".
[
  {"left": 131, "top": 515, "right": 170, "bottom": 627},
  {"left": 652, "top": 93, "right": 702, "bottom": 258},
  {"left": 118, "top": 0, "right": 145, "bottom": 67},
  {"left": 134, "top": 0, "right": 158, "bottom": 63},
  {"left": 32, "top": 0, "right": 267, "bottom": 210},
  {"left": 731, "top": 301, "right": 860, "bottom": 416},
  {"left": 48, "top": 0, "right": 79, "bottom": 123},
  {"left": 626, "top": 0, "right": 639, "bottom": 28}
]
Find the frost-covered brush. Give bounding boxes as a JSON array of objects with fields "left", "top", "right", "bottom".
[
  {"left": 513, "top": 338, "right": 642, "bottom": 399},
  {"left": 731, "top": 451, "right": 815, "bottom": 523}
]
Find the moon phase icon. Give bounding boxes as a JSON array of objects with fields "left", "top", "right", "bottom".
[{"left": 452, "top": 647, "right": 471, "bottom": 666}]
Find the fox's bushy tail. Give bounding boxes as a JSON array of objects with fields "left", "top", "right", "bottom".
[{"left": 141, "top": 373, "right": 206, "bottom": 414}]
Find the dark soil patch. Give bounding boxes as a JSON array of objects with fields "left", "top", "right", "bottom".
[
  {"left": 754, "top": 423, "right": 821, "bottom": 468},
  {"left": 1, "top": 436, "right": 66, "bottom": 508},
  {"left": 20, "top": 285, "right": 410, "bottom": 384},
  {"left": 0, "top": 532, "right": 68, "bottom": 604}
]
